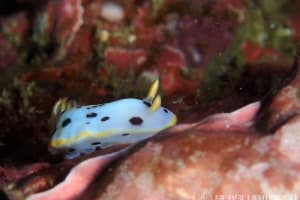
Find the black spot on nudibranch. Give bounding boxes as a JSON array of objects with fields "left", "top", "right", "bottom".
[
  {"left": 91, "top": 142, "right": 101, "bottom": 145},
  {"left": 122, "top": 133, "right": 130, "bottom": 136},
  {"left": 101, "top": 116, "right": 110, "bottom": 121},
  {"left": 62, "top": 118, "right": 71, "bottom": 128},
  {"left": 68, "top": 148, "right": 75, "bottom": 153},
  {"left": 143, "top": 100, "right": 151, "bottom": 107},
  {"left": 163, "top": 108, "right": 169, "bottom": 113},
  {"left": 86, "top": 112, "right": 97, "bottom": 118},
  {"left": 129, "top": 117, "right": 143, "bottom": 125}
]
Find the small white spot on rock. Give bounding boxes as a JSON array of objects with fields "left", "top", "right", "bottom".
[
  {"left": 175, "top": 159, "right": 185, "bottom": 169},
  {"left": 188, "top": 46, "right": 201, "bottom": 64},
  {"left": 127, "top": 35, "right": 136, "bottom": 43},
  {"left": 175, "top": 188, "right": 192, "bottom": 199},
  {"left": 243, "top": 137, "right": 250, "bottom": 146},
  {"left": 224, "top": 144, "right": 241, "bottom": 152},
  {"left": 100, "top": 30, "right": 110, "bottom": 42},
  {"left": 100, "top": 1, "right": 124, "bottom": 23},
  {"left": 64, "top": 3, "right": 74, "bottom": 14},
  {"left": 188, "top": 151, "right": 204, "bottom": 163},
  {"left": 277, "top": 118, "right": 300, "bottom": 163}
]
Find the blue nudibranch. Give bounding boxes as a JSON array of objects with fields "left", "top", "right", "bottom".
[{"left": 49, "top": 80, "right": 177, "bottom": 159}]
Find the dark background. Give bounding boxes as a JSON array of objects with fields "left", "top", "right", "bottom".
[{"left": 0, "top": 0, "right": 48, "bottom": 16}]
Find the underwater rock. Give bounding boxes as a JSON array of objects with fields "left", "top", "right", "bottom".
[
  {"left": 156, "top": 45, "right": 199, "bottom": 96},
  {"left": 0, "top": 34, "right": 19, "bottom": 70},
  {"left": 55, "top": 0, "right": 84, "bottom": 48},
  {"left": 0, "top": 163, "right": 49, "bottom": 184},
  {"left": 164, "top": 3, "right": 238, "bottom": 71},
  {"left": 78, "top": 103, "right": 300, "bottom": 200},
  {"left": 104, "top": 47, "right": 147, "bottom": 73},
  {"left": 255, "top": 53, "right": 300, "bottom": 132},
  {"left": 26, "top": 148, "right": 127, "bottom": 200},
  {"left": 241, "top": 41, "right": 288, "bottom": 66},
  {"left": 133, "top": 3, "right": 164, "bottom": 48},
  {"left": 157, "top": 45, "right": 186, "bottom": 71},
  {"left": 273, "top": 114, "right": 300, "bottom": 163},
  {"left": 0, "top": 12, "right": 30, "bottom": 69},
  {"left": 0, "top": 12, "right": 30, "bottom": 46},
  {"left": 32, "top": 0, "right": 84, "bottom": 59},
  {"left": 2, "top": 145, "right": 126, "bottom": 199},
  {"left": 289, "top": 15, "right": 300, "bottom": 41},
  {"left": 160, "top": 68, "right": 199, "bottom": 97}
]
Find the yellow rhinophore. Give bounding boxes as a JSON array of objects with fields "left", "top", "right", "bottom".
[
  {"left": 150, "top": 95, "right": 161, "bottom": 112},
  {"left": 146, "top": 80, "right": 159, "bottom": 101},
  {"left": 52, "top": 98, "right": 77, "bottom": 117}
]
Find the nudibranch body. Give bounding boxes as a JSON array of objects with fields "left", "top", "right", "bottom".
[{"left": 49, "top": 80, "right": 177, "bottom": 159}]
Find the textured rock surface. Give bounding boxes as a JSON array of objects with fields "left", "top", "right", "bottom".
[
  {"left": 78, "top": 103, "right": 300, "bottom": 199},
  {"left": 2, "top": 145, "right": 127, "bottom": 200},
  {"left": 257, "top": 61, "right": 300, "bottom": 133}
]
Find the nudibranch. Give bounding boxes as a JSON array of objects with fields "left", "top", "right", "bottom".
[{"left": 49, "top": 80, "right": 177, "bottom": 159}]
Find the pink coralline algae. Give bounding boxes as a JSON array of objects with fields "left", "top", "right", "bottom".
[
  {"left": 0, "top": 163, "right": 49, "bottom": 185},
  {"left": 1, "top": 12, "right": 30, "bottom": 45},
  {"left": 54, "top": 0, "right": 84, "bottom": 48},
  {"left": 157, "top": 45, "right": 187, "bottom": 71},
  {"left": 27, "top": 149, "right": 127, "bottom": 200},
  {"left": 76, "top": 102, "right": 300, "bottom": 200},
  {"left": 274, "top": 115, "right": 300, "bottom": 163},
  {"left": 133, "top": 3, "right": 164, "bottom": 48},
  {"left": 104, "top": 47, "right": 147, "bottom": 73},
  {"left": 166, "top": 9, "right": 237, "bottom": 70},
  {"left": 0, "top": 34, "right": 19, "bottom": 70},
  {"left": 32, "top": 0, "right": 84, "bottom": 58},
  {"left": 0, "top": 12, "right": 30, "bottom": 69},
  {"left": 256, "top": 55, "right": 300, "bottom": 132}
]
